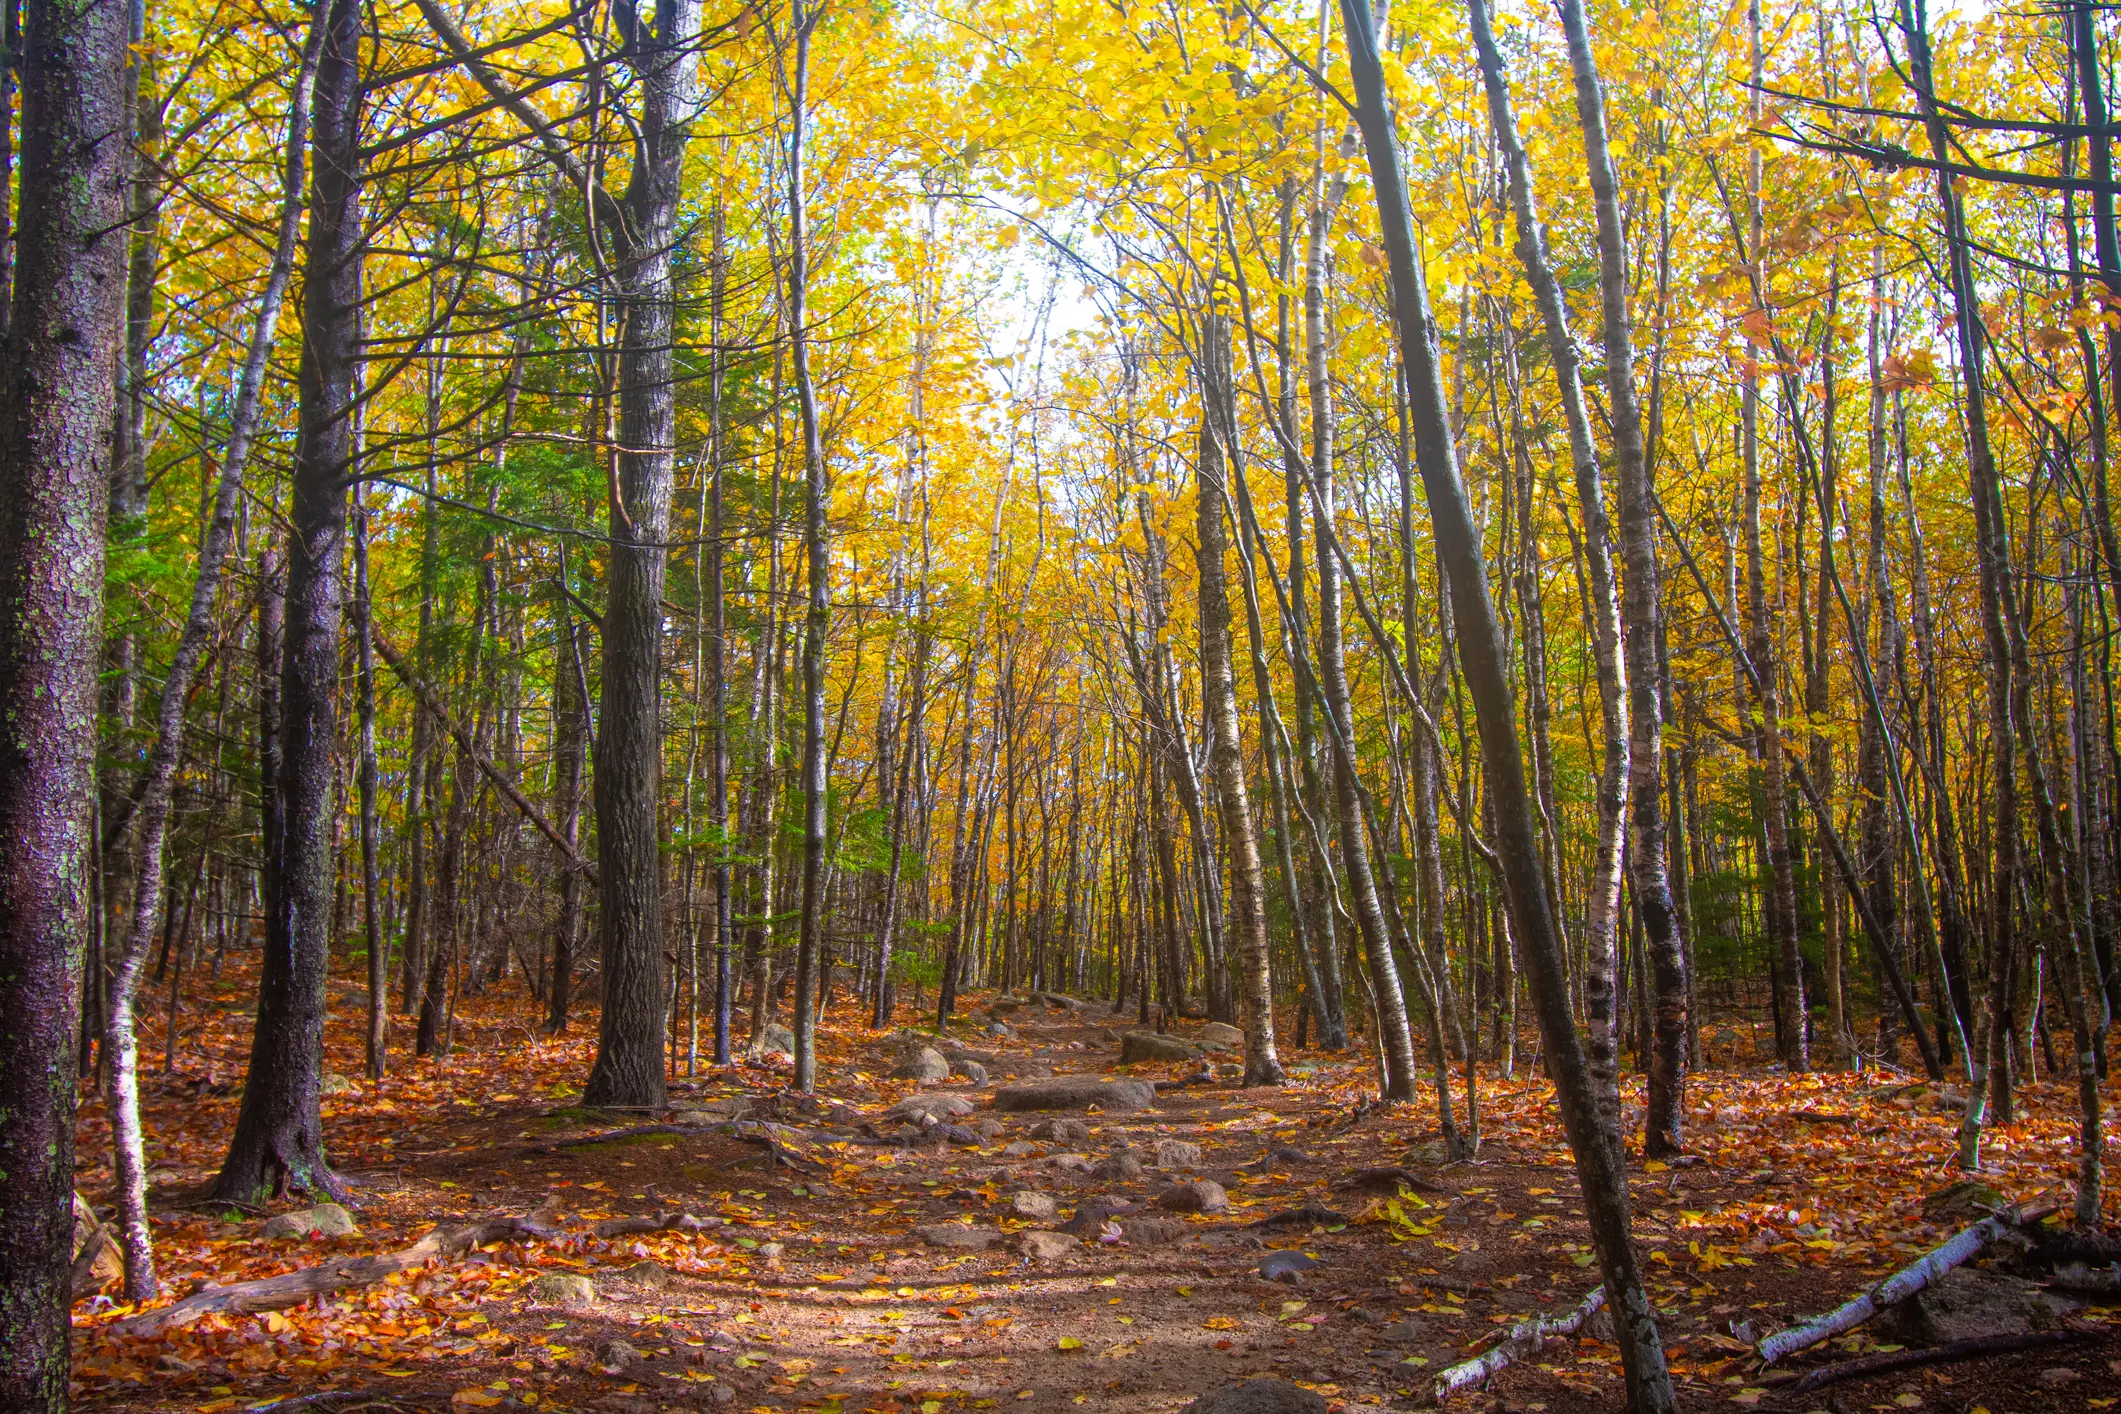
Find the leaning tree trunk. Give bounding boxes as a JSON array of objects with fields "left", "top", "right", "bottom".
[
  {"left": 213, "top": 0, "right": 361, "bottom": 1206},
  {"left": 1197, "top": 315, "right": 1285, "bottom": 1087},
  {"left": 0, "top": 0, "right": 132, "bottom": 1398},
  {"left": 1465, "top": 0, "right": 1628, "bottom": 1126},
  {"left": 1339, "top": 3, "right": 1675, "bottom": 1410}
]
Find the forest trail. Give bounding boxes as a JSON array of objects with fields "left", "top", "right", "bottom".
[{"left": 66, "top": 975, "right": 2120, "bottom": 1413}]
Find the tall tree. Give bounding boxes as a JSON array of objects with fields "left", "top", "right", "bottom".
[
  {"left": 212, "top": 0, "right": 363, "bottom": 1203},
  {"left": 1339, "top": 2, "right": 1675, "bottom": 1409},
  {"left": 0, "top": 0, "right": 135, "bottom": 1400}
]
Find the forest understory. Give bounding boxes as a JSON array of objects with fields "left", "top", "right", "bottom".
[{"left": 66, "top": 972, "right": 2121, "bottom": 1414}]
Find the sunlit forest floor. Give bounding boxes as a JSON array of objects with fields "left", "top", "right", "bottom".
[{"left": 68, "top": 963, "right": 2120, "bottom": 1413}]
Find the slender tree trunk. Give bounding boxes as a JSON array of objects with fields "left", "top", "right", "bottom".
[
  {"left": 1466, "top": 0, "right": 1627, "bottom": 1123},
  {"left": 787, "top": 0, "right": 828, "bottom": 1092},
  {"left": 1340, "top": 4, "right": 1673, "bottom": 1408},
  {"left": 1197, "top": 315, "right": 1284, "bottom": 1086}
]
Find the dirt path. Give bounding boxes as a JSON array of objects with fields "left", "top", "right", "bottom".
[{"left": 69, "top": 985, "right": 2121, "bottom": 1412}]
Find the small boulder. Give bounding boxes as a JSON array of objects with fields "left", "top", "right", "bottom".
[
  {"left": 1120, "top": 1216, "right": 1189, "bottom": 1245},
  {"left": 1001, "top": 1140, "right": 1036, "bottom": 1158},
  {"left": 1153, "top": 1138, "right": 1203, "bottom": 1170},
  {"left": 1031, "top": 1117, "right": 1091, "bottom": 1144},
  {"left": 891, "top": 1047, "right": 952, "bottom": 1084},
  {"left": 1259, "top": 1250, "right": 1320, "bottom": 1283},
  {"left": 992, "top": 1076, "right": 1156, "bottom": 1114},
  {"left": 916, "top": 1222, "right": 1002, "bottom": 1251},
  {"left": 530, "top": 1272, "right": 599, "bottom": 1308},
  {"left": 1048, "top": 1152, "right": 1095, "bottom": 1174},
  {"left": 1061, "top": 1198, "right": 1136, "bottom": 1235},
  {"left": 887, "top": 1091, "right": 975, "bottom": 1124},
  {"left": 1198, "top": 1023, "right": 1243, "bottom": 1047},
  {"left": 1182, "top": 1378, "right": 1329, "bottom": 1414},
  {"left": 753, "top": 1022, "right": 796, "bottom": 1057},
  {"left": 1019, "top": 1230, "right": 1078, "bottom": 1261},
  {"left": 1880, "top": 1267, "right": 2084, "bottom": 1345},
  {"left": 1157, "top": 1180, "right": 1228, "bottom": 1213},
  {"left": 1120, "top": 1031, "right": 1200, "bottom": 1064},
  {"left": 949, "top": 1057, "right": 989, "bottom": 1086},
  {"left": 975, "top": 1119, "right": 1005, "bottom": 1142},
  {"left": 262, "top": 1202, "right": 359, "bottom": 1240},
  {"left": 1011, "top": 1190, "right": 1059, "bottom": 1220},
  {"left": 1096, "top": 1150, "right": 1145, "bottom": 1181},
  {"left": 617, "top": 1260, "right": 670, "bottom": 1289},
  {"left": 595, "top": 1338, "right": 648, "bottom": 1373}
]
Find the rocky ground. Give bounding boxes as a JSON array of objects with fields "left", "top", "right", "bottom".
[{"left": 68, "top": 981, "right": 2121, "bottom": 1412}]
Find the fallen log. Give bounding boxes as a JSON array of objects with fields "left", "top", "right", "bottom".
[
  {"left": 1781, "top": 1327, "right": 2093, "bottom": 1394},
  {"left": 1432, "top": 1285, "right": 1605, "bottom": 1402},
  {"left": 1755, "top": 1216, "right": 2006, "bottom": 1364},
  {"left": 111, "top": 1211, "right": 563, "bottom": 1339}
]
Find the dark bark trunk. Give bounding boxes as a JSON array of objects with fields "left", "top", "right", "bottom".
[
  {"left": 583, "top": 0, "right": 700, "bottom": 1109},
  {"left": 212, "top": 0, "right": 361, "bottom": 1205},
  {"left": 0, "top": 0, "right": 132, "bottom": 1394}
]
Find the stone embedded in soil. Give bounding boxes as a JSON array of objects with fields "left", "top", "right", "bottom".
[
  {"left": 949, "top": 1057, "right": 989, "bottom": 1085},
  {"left": 1031, "top": 1117, "right": 1091, "bottom": 1144},
  {"left": 1120, "top": 1031, "right": 1200, "bottom": 1064},
  {"left": 1011, "top": 1190, "right": 1059, "bottom": 1220},
  {"left": 1182, "top": 1378, "right": 1329, "bottom": 1414},
  {"left": 595, "top": 1338, "right": 647, "bottom": 1372},
  {"left": 753, "top": 1022, "right": 796, "bottom": 1057},
  {"left": 529, "top": 1272, "right": 598, "bottom": 1308},
  {"left": 1001, "top": 1140, "right": 1036, "bottom": 1158},
  {"left": 916, "top": 1222, "right": 1002, "bottom": 1250},
  {"left": 1259, "top": 1250, "right": 1320, "bottom": 1283},
  {"left": 1096, "top": 1149, "right": 1145, "bottom": 1181},
  {"left": 261, "top": 1202, "right": 359, "bottom": 1239},
  {"left": 1157, "top": 1179, "right": 1228, "bottom": 1213},
  {"left": 1879, "top": 1267, "right": 2086, "bottom": 1345},
  {"left": 891, "top": 1046, "right": 952, "bottom": 1083},
  {"left": 1119, "top": 1216, "right": 1189, "bottom": 1245},
  {"left": 975, "top": 1118, "right": 1005, "bottom": 1141},
  {"left": 1198, "top": 1022, "right": 1243, "bottom": 1047},
  {"left": 616, "top": 1259, "right": 670, "bottom": 1289},
  {"left": 1019, "top": 1230, "right": 1077, "bottom": 1261},
  {"left": 886, "top": 1091, "right": 974, "bottom": 1123},
  {"left": 1153, "top": 1138, "right": 1203, "bottom": 1169},
  {"left": 991, "top": 1075, "right": 1156, "bottom": 1113}
]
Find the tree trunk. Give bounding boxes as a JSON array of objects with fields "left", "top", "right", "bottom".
[
  {"left": 1466, "top": 0, "right": 1628, "bottom": 1124},
  {"left": 1339, "top": 3, "right": 1674, "bottom": 1409},
  {"left": 0, "top": 0, "right": 132, "bottom": 1394},
  {"left": 212, "top": 0, "right": 360, "bottom": 1207},
  {"left": 583, "top": 0, "right": 702, "bottom": 1109},
  {"left": 1197, "top": 316, "right": 1284, "bottom": 1086}
]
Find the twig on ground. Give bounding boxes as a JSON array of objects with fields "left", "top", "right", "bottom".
[{"left": 1431, "top": 1284, "right": 1605, "bottom": 1402}]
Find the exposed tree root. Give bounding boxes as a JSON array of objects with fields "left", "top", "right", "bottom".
[{"left": 110, "top": 1211, "right": 563, "bottom": 1339}]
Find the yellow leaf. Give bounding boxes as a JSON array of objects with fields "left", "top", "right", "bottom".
[
  {"left": 452, "top": 1392, "right": 505, "bottom": 1409},
  {"left": 1057, "top": 1336, "right": 1082, "bottom": 1350},
  {"left": 1204, "top": 1316, "right": 1241, "bottom": 1330}
]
